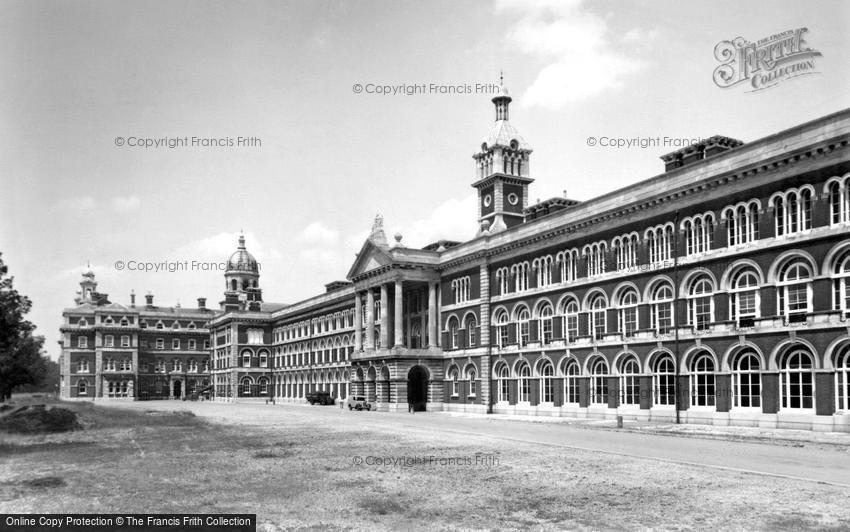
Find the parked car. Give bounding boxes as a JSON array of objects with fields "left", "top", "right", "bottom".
[
  {"left": 305, "top": 390, "right": 335, "bottom": 405},
  {"left": 348, "top": 396, "right": 371, "bottom": 411}
]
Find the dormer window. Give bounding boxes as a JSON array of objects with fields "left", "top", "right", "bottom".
[
  {"left": 156, "top": 321, "right": 164, "bottom": 330},
  {"left": 188, "top": 322, "right": 196, "bottom": 330},
  {"left": 103, "top": 316, "right": 114, "bottom": 325},
  {"left": 120, "top": 317, "right": 129, "bottom": 326},
  {"left": 172, "top": 322, "right": 180, "bottom": 330},
  {"left": 78, "top": 318, "right": 88, "bottom": 327}
]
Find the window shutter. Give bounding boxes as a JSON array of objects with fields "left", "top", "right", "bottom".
[{"left": 552, "top": 317, "right": 563, "bottom": 340}]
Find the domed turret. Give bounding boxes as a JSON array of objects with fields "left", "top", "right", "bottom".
[
  {"left": 221, "top": 233, "right": 262, "bottom": 311},
  {"left": 226, "top": 234, "right": 259, "bottom": 273}
]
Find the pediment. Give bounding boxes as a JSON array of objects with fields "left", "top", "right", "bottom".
[{"left": 347, "top": 240, "right": 393, "bottom": 280}]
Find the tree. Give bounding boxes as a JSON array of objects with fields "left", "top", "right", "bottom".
[{"left": 0, "top": 253, "right": 49, "bottom": 401}]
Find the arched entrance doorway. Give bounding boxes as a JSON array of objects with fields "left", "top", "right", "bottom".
[
  {"left": 173, "top": 380, "right": 182, "bottom": 399},
  {"left": 407, "top": 365, "right": 428, "bottom": 412}
]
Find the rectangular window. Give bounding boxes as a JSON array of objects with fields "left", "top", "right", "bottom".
[
  {"left": 172, "top": 339, "right": 180, "bottom": 350},
  {"left": 105, "top": 335, "right": 114, "bottom": 348},
  {"left": 188, "top": 339, "right": 196, "bottom": 350},
  {"left": 77, "top": 337, "right": 88, "bottom": 349},
  {"left": 156, "top": 338, "right": 164, "bottom": 350},
  {"left": 120, "top": 335, "right": 130, "bottom": 347}
]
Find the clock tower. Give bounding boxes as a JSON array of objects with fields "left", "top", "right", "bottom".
[{"left": 472, "top": 79, "right": 533, "bottom": 234}]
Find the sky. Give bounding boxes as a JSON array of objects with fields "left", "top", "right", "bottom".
[{"left": 1, "top": 0, "right": 848, "bottom": 359}]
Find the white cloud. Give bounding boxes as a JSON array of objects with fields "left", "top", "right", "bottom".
[
  {"left": 56, "top": 195, "right": 96, "bottom": 212},
  {"left": 390, "top": 194, "right": 477, "bottom": 249},
  {"left": 297, "top": 221, "right": 339, "bottom": 245},
  {"left": 495, "top": 0, "right": 646, "bottom": 109},
  {"left": 111, "top": 195, "right": 140, "bottom": 212}
]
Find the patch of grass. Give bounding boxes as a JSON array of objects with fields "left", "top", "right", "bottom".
[
  {"left": 0, "top": 441, "right": 96, "bottom": 455},
  {"left": 0, "top": 407, "right": 80, "bottom": 434},
  {"left": 359, "top": 495, "right": 408, "bottom": 516},
  {"left": 21, "top": 476, "right": 66, "bottom": 489}
]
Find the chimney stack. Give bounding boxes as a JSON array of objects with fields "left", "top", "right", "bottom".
[
  {"left": 130, "top": 289, "right": 136, "bottom": 308},
  {"left": 145, "top": 292, "right": 154, "bottom": 307},
  {"left": 197, "top": 297, "right": 207, "bottom": 309}
]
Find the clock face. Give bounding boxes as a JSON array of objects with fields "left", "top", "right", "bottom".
[
  {"left": 483, "top": 194, "right": 492, "bottom": 207},
  {"left": 508, "top": 193, "right": 519, "bottom": 206}
]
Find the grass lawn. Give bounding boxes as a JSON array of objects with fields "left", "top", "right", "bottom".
[{"left": 1, "top": 398, "right": 849, "bottom": 531}]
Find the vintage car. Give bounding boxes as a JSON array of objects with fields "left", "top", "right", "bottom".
[{"left": 347, "top": 396, "right": 372, "bottom": 411}]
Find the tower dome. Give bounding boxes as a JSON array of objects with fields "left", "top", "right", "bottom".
[
  {"left": 226, "top": 234, "right": 259, "bottom": 273},
  {"left": 221, "top": 233, "right": 262, "bottom": 311}
]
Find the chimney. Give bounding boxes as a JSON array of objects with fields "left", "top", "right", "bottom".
[
  {"left": 145, "top": 292, "right": 154, "bottom": 307},
  {"left": 197, "top": 297, "right": 206, "bottom": 309},
  {"left": 130, "top": 289, "right": 136, "bottom": 308}
]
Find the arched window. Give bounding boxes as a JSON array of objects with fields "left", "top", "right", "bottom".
[
  {"left": 780, "top": 349, "right": 814, "bottom": 410},
  {"left": 258, "top": 377, "right": 269, "bottom": 395},
  {"left": 563, "top": 359, "right": 580, "bottom": 404},
  {"left": 732, "top": 350, "right": 761, "bottom": 408},
  {"left": 466, "top": 367, "right": 477, "bottom": 397},
  {"left": 465, "top": 315, "right": 477, "bottom": 347},
  {"left": 538, "top": 303, "right": 554, "bottom": 345},
  {"left": 834, "top": 344, "right": 850, "bottom": 412},
  {"left": 653, "top": 355, "right": 675, "bottom": 406},
  {"left": 828, "top": 175, "right": 850, "bottom": 225},
  {"left": 240, "top": 377, "right": 253, "bottom": 397},
  {"left": 448, "top": 367, "right": 459, "bottom": 396},
  {"left": 584, "top": 242, "right": 607, "bottom": 277},
  {"left": 559, "top": 298, "right": 580, "bottom": 342},
  {"left": 773, "top": 187, "right": 813, "bottom": 236},
  {"left": 512, "top": 262, "right": 530, "bottom": 292},
  {"left": 78, "top": 379, "right": 88, "bottom": 396},
  {"left": 589, "top": 294, "right": 607, "bottom": 340},
  {"left": 590, "top": 358, "right": 609, "bottom": 405},
  {"left": 448, "top": 317, "right": 459, "bottom": 349},
  {"left": 535, "top": 256, "right": 553, "bottom": 287},
  {"left": 730, "top": 267, "right": 760, "bottom": 327},
  {"left": 496, "top": 267, "right": 510, "bottom": 295},
  {"left": 777, "top": 259, "right": 812, "bottom": 322},
  {"left": 831, "top": 248, "right": 850, "bottom": 316},
  {"left": 516, "top": 307, "right": 530, "bottom": 346},
  {"left": 616, "top": 288, "right": 639, "bottom": 337},
  {"left": 613, "top": 233, "right": 639, "bottom": 270},
  {"left": 689, "top": 352, "right": 716, "bottom": 407},
  {"left": 517, "top": 362, "right": 531, "bottom": 403},
  {"left": 259, "top": 350, "right": 268, "bottom": 368},
  {"left": 686, "top": 275, "right": 714, "bottom": 330},
  {"left": 684, "top": 214, "right": 714, "bottom": 255},
  {"left": 646, "top": 224, "right": 673, "bottom": 264},
  {"left": 497, "top": 364, "right": 510, "bottom": 403},
  {"left": 241, "top": 350, "right": 252, "bottom": 368},
  {"left": 539, "top": 361, "right": 554, "bottom": 403},
  {"left": 619, "top": 356, "right": 640, "bottom": 405},
  {"left": 557, "top": 249, "right": 579, "bottom": 283},
  {"left": 650, "top": 282, "right": 674, "bottom": 334}
]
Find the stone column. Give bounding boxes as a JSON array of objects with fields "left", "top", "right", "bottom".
[
  {"left": 428, "top": 282, "right": 438, "bottom": 347},
  {"left": 380, "top": 284, "right": 389, "bottom": 348},
  {"left": 394, "top": 280, "right": 404, "bottom": 347},
  {"left": 365, "top": 289, "right": 375, "bottom": 349},
  {"left": 354, "top": 292, "right": 363, "bottom": 351}
]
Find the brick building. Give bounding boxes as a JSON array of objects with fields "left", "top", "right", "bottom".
[{"left": 60, "top": 85, "right": 850, "bottom": 431}]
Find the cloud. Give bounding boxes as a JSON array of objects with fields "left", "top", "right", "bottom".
[
  {"left": 56, "top": 195, "right": 96, "bottom": 212},
  {"left": 111, "top": 195, "right": 140, "bottom": 212},
  {"left": 495, "top": 0, "right": 646, "bottom": 109},
  {"left": 297, "top": 221, "right": 339, "bottom": 245},
  {"left": 390, "top": 194, "right": 477, "bottom": 249}
]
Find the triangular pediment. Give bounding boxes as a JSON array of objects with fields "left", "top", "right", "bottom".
[{"left": 347, "top": 240, "right": 393, "bottom": 280}]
